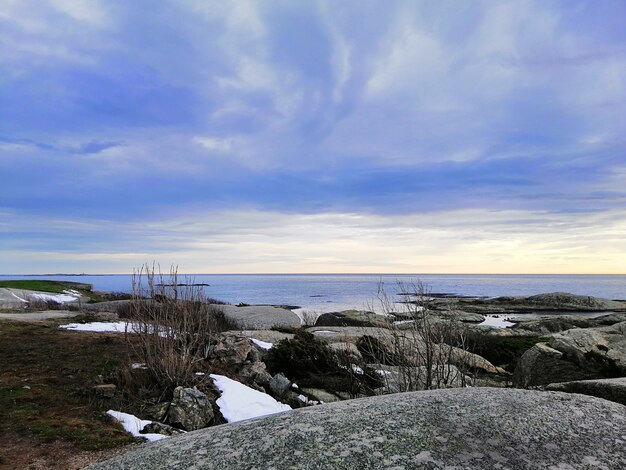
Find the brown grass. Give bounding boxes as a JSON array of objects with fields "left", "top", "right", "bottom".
[{"left": 0, "top": 320, "right": 141, "bottom": 469}]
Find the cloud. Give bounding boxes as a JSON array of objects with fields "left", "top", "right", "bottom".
[{"left": 1, "top": 0, "right": 626, "bottom": 273}]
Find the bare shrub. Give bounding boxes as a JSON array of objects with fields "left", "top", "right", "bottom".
[
  {"left": 359, "top": 281, "right": 474, "bottom": 392},
  {"left": 126, "top": 264, "right": 237, "bottom": 395},
  {"left": 299, "top": 309, "right": 321, "bottom": 327}
]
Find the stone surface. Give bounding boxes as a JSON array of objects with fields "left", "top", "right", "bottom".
[
  {"left": 514, "top": 322, "right": 626, "bottom": 387},
  {"left": 166, "top": 386, "right": 214, "bottom": 431},
  {"left": 546, "top": 377, "right": 626, "bottom": 406},
  {"left": 217, "top": 305, "right": 301, "bottom": 330},
  {"left": 89, "top": 388, "right": 626, "bottom": 469},
  {"left": 513, "top": 342, "right": 592, "bottom": 388},
  {"left": 209, "top": 334, "right": 272, "bottom": 388},
  {"left": 141, "top": 422, "right": 185, "bottom": 436},
  {"left": 0, "top": 310, "right": 81, "bottom": 322},
  {"left": 299, "top": 387, "right": 342, "bottom": 403},
  {"left": 268, "top": 373, "right": 292, "bottom": 397}
]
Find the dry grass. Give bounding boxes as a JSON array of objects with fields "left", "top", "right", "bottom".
[{"left": 0, "top": 320, "right": 140, "bottom": 469}]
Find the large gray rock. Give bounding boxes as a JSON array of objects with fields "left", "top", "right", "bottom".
[
  {"left": 166, "top": 386, "right": 214, "bottom": 431},
  {"left": 546, "top": 377, "right": 626, "bottom": 406},
  {"left": 208, "top": 334, "right": 272, "bottom": 388},
  {"left": 514, "top": 322, "right": 626, "bottom": 387},
  {"left": 217, "top": 304, "right": 301, "bottom": 330},
  {"left": 513, "top": 343, "right": 593, "bottom": 388},
  {"left": 89, "top": 388, "right": 626, "bottom": 469}
]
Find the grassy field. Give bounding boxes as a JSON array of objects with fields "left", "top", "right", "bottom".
[
  {"left": 0, "top": 319, "right": 140, "bottom": 469},
  {"left": 0, "top": 280, "right": 93, "bottom": 294}
]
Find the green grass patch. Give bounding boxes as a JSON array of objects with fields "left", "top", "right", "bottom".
[{"left": 0, "top": 279, "right": 93, "bottom": 294}]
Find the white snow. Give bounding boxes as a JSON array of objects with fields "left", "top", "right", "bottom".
[
  {"left": 59, "top": 321, "right": 139, "bottom": 333},
  {"left": 311, "top": 330, "right": 339, "bottom": 335},
  {"left": 30, "top": 290, "right": 81, "bottom": 303},
  {"left": 210, "top": 374, "right": 291, "bottom": 423},
  {"left": 375, "top": 369, "right": 392, "bottom": 377},
  {"left": 131, "top": 363, "right": 147, "bottom": 369},
  {"left": 250, "top": 338, "right": 273, "bottom": 350},
  {"left": 106, "top": 410, "right": 168, "bottom": 442},
  {"left": 393, "top": 320, "right": 415, "bottom": 326},
  {"left": 479, "top": 315, "right": 516, "bottom": 328},
  {"left": 10, "top": 292, "right": 28, "bottom": 303}
]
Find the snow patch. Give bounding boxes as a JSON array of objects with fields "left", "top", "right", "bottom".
[
  {"left": 106, "top": 410, "right": 167, "bottom": 442},
  {"left": 351, "top": 364, "right": 364, "bottom": 374},
  {"left": 250, "top": 338, "right": 273, "bottom": 350},
  {"left": 210, "top": 374, "right": 291, "bottom": 423},
  {"left": 479, "top": 315, "right": 515, "bottom": 328},
  {"left": 375, "top": 369, "right": 392, "bottom": 377},
  {"left": 59, "top": 321, "right": 139, "bottom": 333}
]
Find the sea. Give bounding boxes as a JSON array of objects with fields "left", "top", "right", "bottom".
[{"left": 2, "top": 274, "right": 625, "bottom": 314}]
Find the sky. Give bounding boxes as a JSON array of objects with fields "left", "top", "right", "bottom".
[{"left": 1, "top": 0, "right": 626, "bottom": 274}]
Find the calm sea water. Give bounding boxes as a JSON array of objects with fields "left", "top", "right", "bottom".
[{"left": 2, "top": 274, "right": 625, "bottom": 313}]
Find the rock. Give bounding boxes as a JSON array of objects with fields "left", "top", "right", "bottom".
[
  {"left": 368, "top": 363, "right": 471, "bottom": 393},
  {"left": 512, "top": 312, "right": 626, "bottom": 335},
  {"left": 431, "top": 292, "right": 626, "bottom": 315},
  {"left": 238, "top": 361, "right": 272, "bottom": 388},
  {"left": 217, "top": 305, "right": 301, "bottom": 330},
  {"left": 92, "top": 384, "right": 116, "bottom": 398},
  {"left": 513, "top": 343, "right": 586, "bottom": 388},
  {"left": 88, "top": 388, "right": 626, "bottom": 470},
  {"left": 208, "top": 334, "right": 272, "bottom": 389},
  {"left": 315, "top": 310, "right": 386, "bottom": 328},
  {"left": 514, "top": 322, "right": 626, "bottom": 387},
  {"left": 299, "top": 388, "right": 342, "bottom": 403},
  {"left": 549, "top": 321, "right": 626, "bottom": 374},
  {"left": 144, "top": 402, "right": 170, "bottom": 422},
  {"left": 166, "top": 386, "right": 214, "bottom": 431},
  {"left": 546, "top": 377, "right": 626, "bottom": 406},
  {"left": 328, "top": 342, "right": 362, "bottom": 359},
  {"left": 141, "top": 422, "right": 185, "bottom": 436},
  {"left": 268, "top": 373, "right": 292, "bottom": 397},
  {"left": 446, "top": 346, "right": 502, "bottom": 375}
]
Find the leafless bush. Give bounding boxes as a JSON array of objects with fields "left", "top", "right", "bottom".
[
  {"left": 299, "top": 309, "right": 321, "bottom": 327},
  {"left": 359, "top": 281, "right": 474, "bottom": 392},
  {"left": 126, "top": 264, "right": 237, "bottom": 394}
]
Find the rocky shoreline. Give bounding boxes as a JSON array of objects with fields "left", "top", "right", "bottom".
[{"left": 2, "top": 285, "right": 626, "bottom": 468}]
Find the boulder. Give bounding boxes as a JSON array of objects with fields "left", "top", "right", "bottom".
[
  {"left": 208, "top": 334, "right": 272, "bottom": 388},
  {"left": 217, "top": 305, "right": 301, "bottom": 330},
  {"left": 268, "top": 373, "right": 292, "bottom": 397},
  {"left": 513, "top": 343, "right": 590, "bottom": 388},
  {"left": 88, "top": 388, "right": 626, "bottom": 470},
  {"left": 546, "top": 377, "right": 626, "bottom": 406},
  {"left": 141, "top": 422, "right": 185, "bottom": 437},
  {"left": 514, "top": 322, "right": 626, "bottom": 387},
  {"left": 92, "top": 384, "right": 116, "bottom": 398},
  {"left": 299, "top": 387, "right": 342, "bottom": 403},
  {"left": 166, "top": 386, "right": 214, "bottom": 431},
  {"left": 446, "top": 346, "right": 504, "bottom": 375}
]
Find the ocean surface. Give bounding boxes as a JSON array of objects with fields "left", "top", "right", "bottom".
[{"left": 2, "top": 274, "right": 625, "bottom": 313}]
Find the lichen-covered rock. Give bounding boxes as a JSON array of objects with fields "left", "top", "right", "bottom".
[
  {"left": 166, "top": 386, "right": 213, "bottom": 431},
  {"left": 88, "top": 388, "right": 626, "bottom": 470}
]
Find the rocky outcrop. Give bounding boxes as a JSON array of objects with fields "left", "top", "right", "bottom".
[
  {"left": 511, "top": 312, "right": 626, "bottom": 335},
  {"left": 89, "top": 388, "right": 626, "bottom": 469},
  {"left": 208, "top": 334, "right": 272, "bottom": 388},
  {"left": 514, "top": 321, "right": 626, "bottom": 387},
  {"left": 166, "top": 386, "right": 214, "bottom": 431},
  {"left": 546, "top": 377, "right": 626, "bottom": 406},
  {"left": 217, "top": 305, "right": 301, "bottom": 330},
  {"left": 431, "top": 292, "right": 626, "bottom": 315}
]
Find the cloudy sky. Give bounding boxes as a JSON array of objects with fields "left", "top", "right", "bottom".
[{"left": 1, "top": 0, "right": 625, "bottom": 274}]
